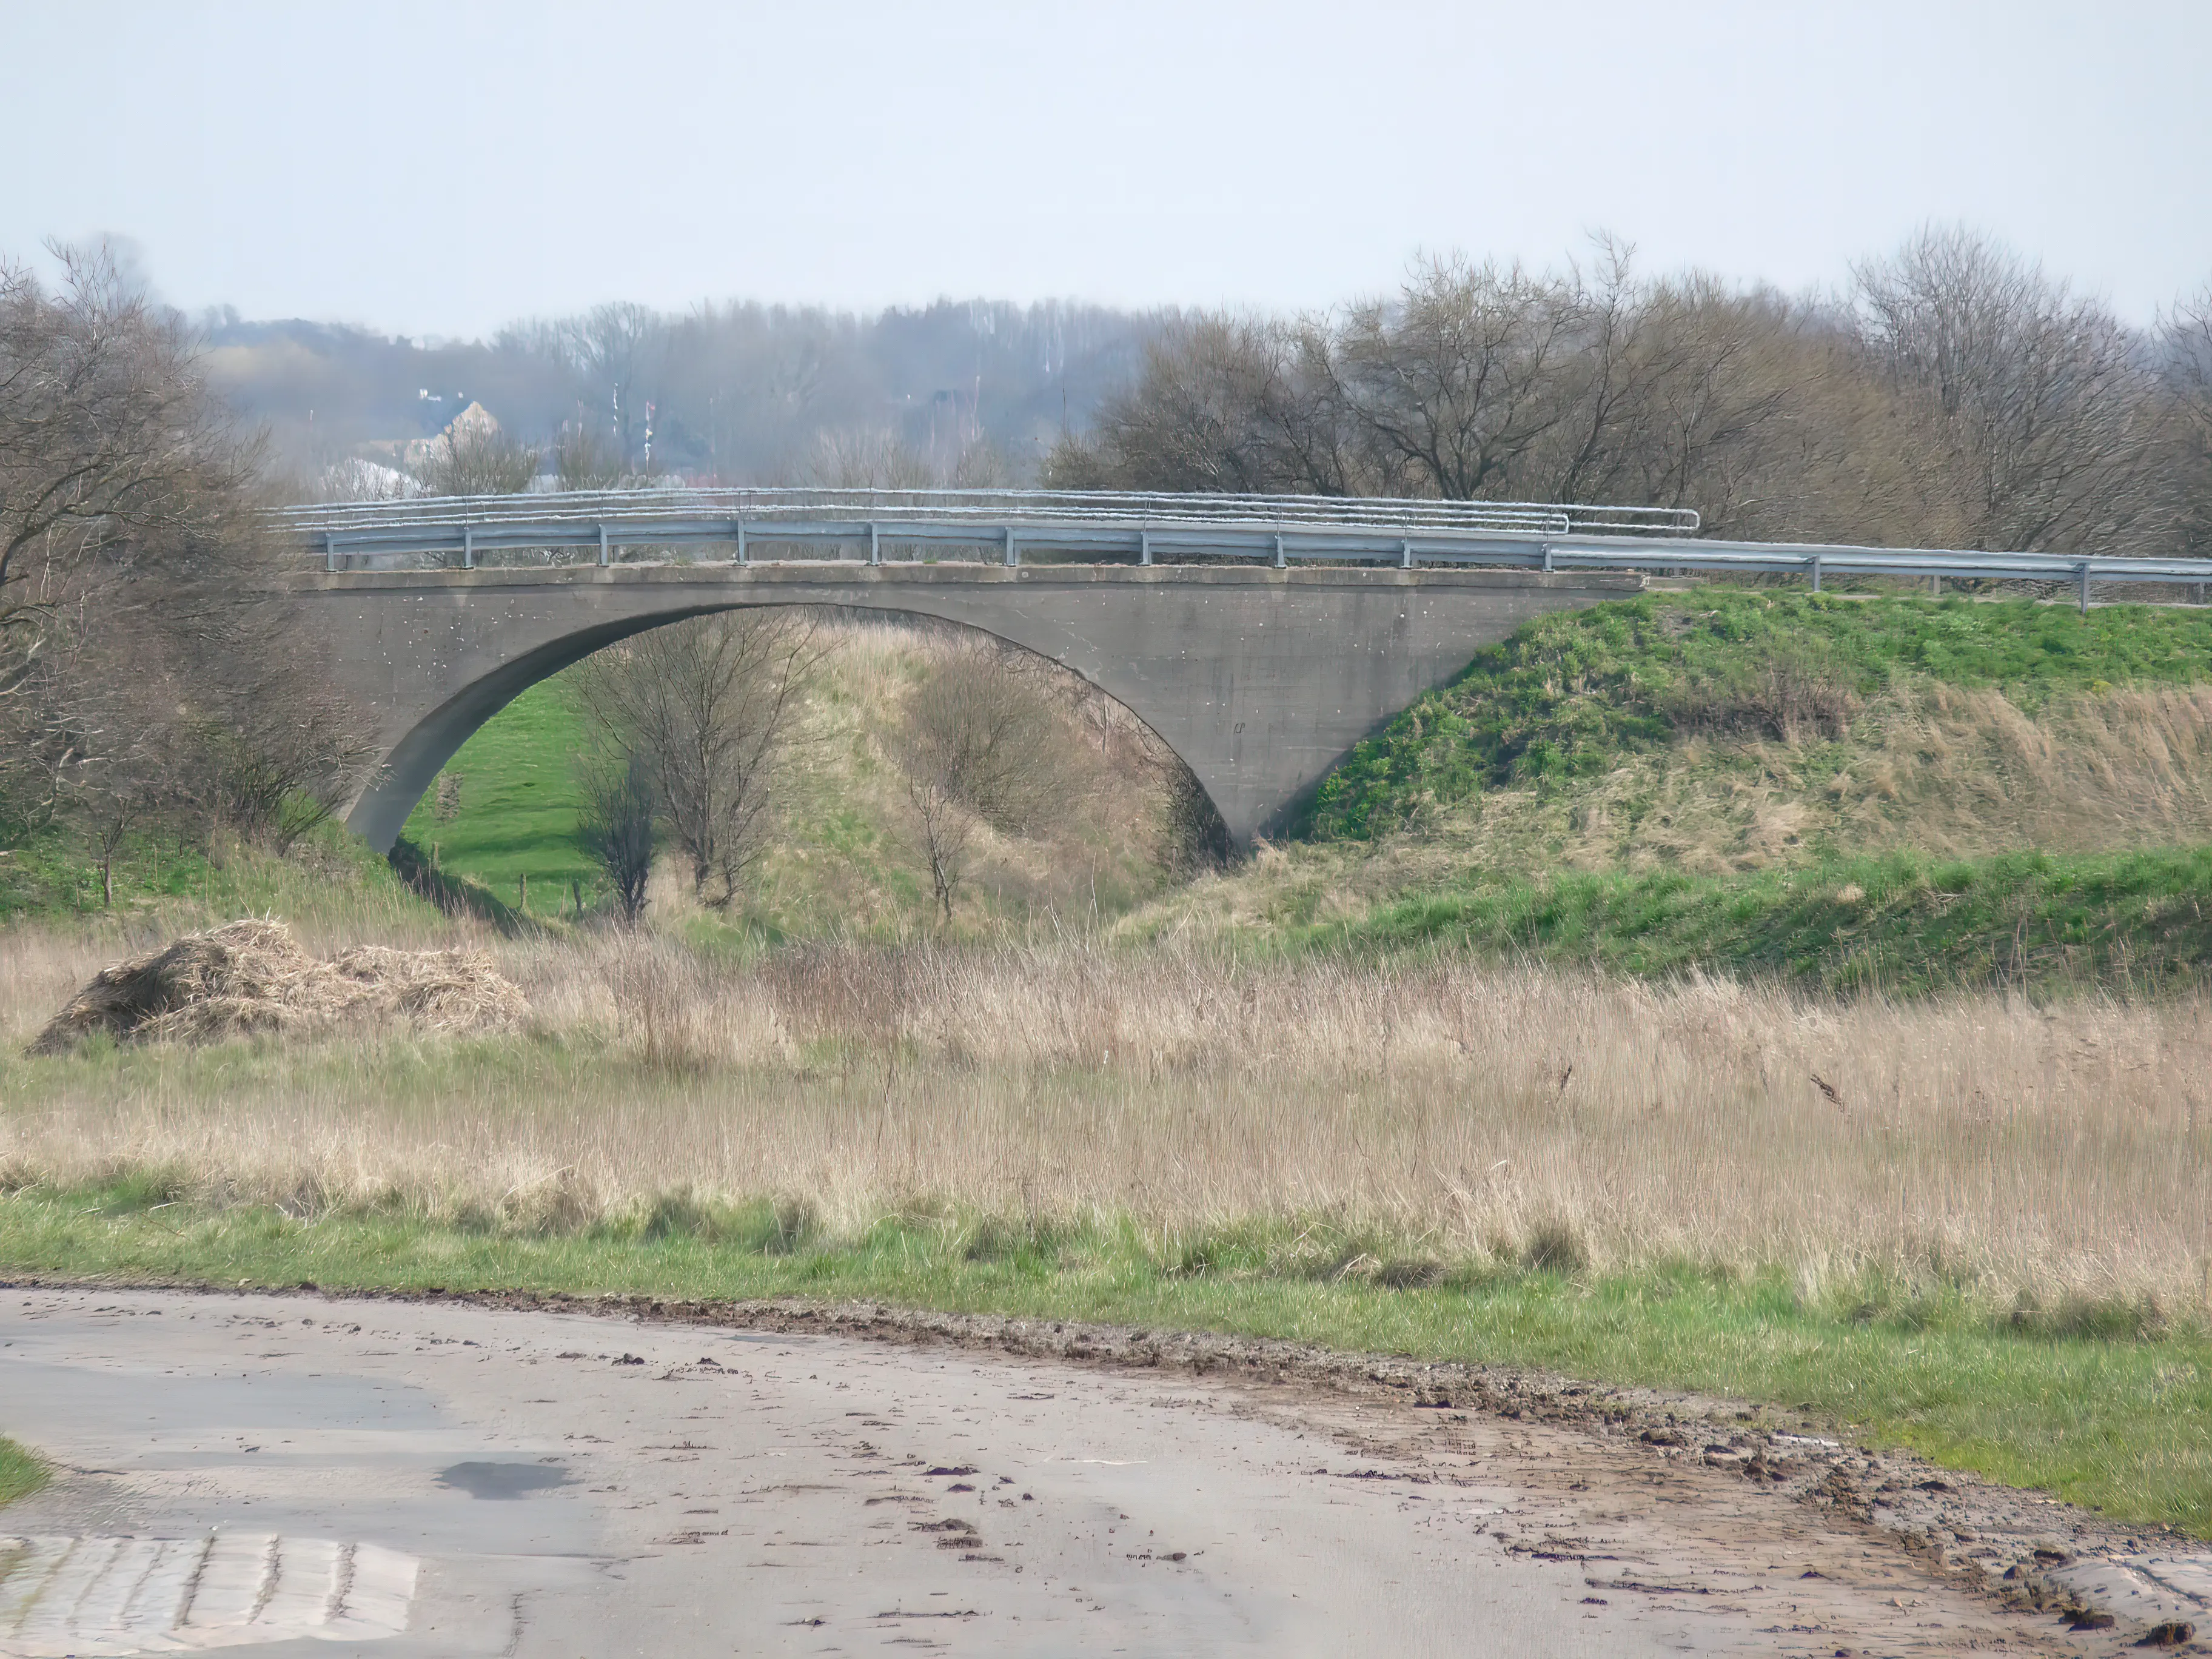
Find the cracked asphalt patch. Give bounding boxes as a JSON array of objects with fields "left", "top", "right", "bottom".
[{"left": 1, "top": 1287, "right": 2202, "bottom": 1655}]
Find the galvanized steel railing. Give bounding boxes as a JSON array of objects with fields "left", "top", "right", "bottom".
[
  {"left": 282, "top": 488, "right": 2211, "bottom": 610},
  {"left": 283, "top": 487, "right": 1694, "bottom": 566}
]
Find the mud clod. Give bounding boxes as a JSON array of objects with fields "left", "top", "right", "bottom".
[{"left": 2137, "top": 1620, "right": 2196, "bottom": 1647}]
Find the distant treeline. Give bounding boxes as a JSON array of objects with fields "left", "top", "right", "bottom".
[
  {"left": 1048, "top": 229, "right": 2212, "bottom": 558},
  {"left": 210, "top": 226, "right": 2212, "bottom": 558},
  {"left": 206, "top": 298, "right": 1161, "bottom": 489}
]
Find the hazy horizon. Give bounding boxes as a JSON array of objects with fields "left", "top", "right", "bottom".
[{"left": 5, "top": 0, "right": 2208, "bottom": 338}]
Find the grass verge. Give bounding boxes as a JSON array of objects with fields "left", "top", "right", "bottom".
[
  {"left": 0, "top": 1436, "right": 50, "bottom": 1510},
  {"left": 5, "top": 1184, "right": 2207, "bottom": 1536},
  {"left": 1310, "top": 845, "right": 2212, "bottom": 994},
  {"left": 0, "top": 819, "right": 435, "bottom": 930}
]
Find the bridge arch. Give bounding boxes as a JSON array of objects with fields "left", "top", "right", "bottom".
[
  {"left": 352, "top": 593, "right": 1213, "bottom": 857},
  {"left": 292, "top": 562, "right": 1647, "bottom": 854}
]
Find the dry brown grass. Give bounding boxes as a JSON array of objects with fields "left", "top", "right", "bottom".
[
  {"left": 740, "top": 617, "right": 1186, "bottom": 931},
  {"left": 1863, "top": 683, "right": 2212, "bottom": 855},
  {"left": 6, "top": 923, "right": 2208, "bottom": 1311}
]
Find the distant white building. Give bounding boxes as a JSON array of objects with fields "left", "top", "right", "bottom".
[
  {"left": 354, "top": 401, "right": 506, "bottom": 476},
  {"left": 400, "top": 401, "right": 501, "bottom": 469},
  {"left": 317, "top": 456, "right": 421, "bottom": 502}
]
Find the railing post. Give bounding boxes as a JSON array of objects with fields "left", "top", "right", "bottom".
[
  {"left": 1540, "top": 541, "right": 1553, "bottom": 574},
  {"left": 324, "top": 532, "right": 337, "bottom": 573},
  {"left": 734, "top": 521, "right": 746, "bottom": 566},
  {"left": 869, "top": 522, "right": 881, "bottom": 566},
  {"left": 1139, "top": 529, "right": 1151, "bottom": 567},
  {"left": 463, "top": 525, "right": 475, "bottom": 571},
  {"left": 598, "top": 524, "right": 611, "bottom": 567},
  {"left": 1931, "top": 574, "right": 1940, "bottom": 598},
  {"left": 2077, "top": 561, "right": 2091, "bottom": 615},
  {"left": 1808, "top": 553, "right": 1821, "bottom": 593},
  {"left": 1273, "top": 532, "right": 1286, "bottom": 570},
  {"left": 1004, "top": 527, "right": 1019, "bottom": 568},
  {"left": 1400, "top": 538, "right": 1413, "bottom": 571}
]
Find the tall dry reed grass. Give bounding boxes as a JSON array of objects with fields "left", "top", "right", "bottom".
[{"left": 4, "top": 925, "right": 2208, "bottom": 1310}]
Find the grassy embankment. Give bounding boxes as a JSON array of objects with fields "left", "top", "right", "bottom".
[
  {"left": 1295, "top": 845, "right": 2212, "bottom": 995},
  {"left": 1132, "top": 591, "right": 2212, "bottom": 990},
  {"left": 0, "top": 817, "right": 444, "bottom": 935},
  {"left": 1307, "top": 589, "right": 2212, "bottom": 846}
]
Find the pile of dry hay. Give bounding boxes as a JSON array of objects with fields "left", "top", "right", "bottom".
[{"left": 30, "top": 919, "right": 529, "bottom": 1054}]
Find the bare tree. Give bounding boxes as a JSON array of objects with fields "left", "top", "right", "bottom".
[
  {"left": 903, "top": 752, "right": 974, "bottom": 925},
  {"left": 1046, "top": 313, "right": 1353, "bottom": 497},
  {"left": 1, "top": 245, "right": 250, "bottom": 704},
  {"left": 552, "top": 423, "right": 625, "bottom": 491},
  {"left": 412, "top": 417, "right": 538, "bottom": 496},
  {"left": 2162, "top": 280, "right": 2212, "bottom": 560},
  {"left": 570, "top": 611, "right": 828, "bottom": 908},
  {"left": 897, "top": 643, "right": 1067, "bottom": 922},
  {"left": 1051, "top": 251, "right": 1816, "bottom": 518},
  {"left": 1, "top": 241, "right": 370, "bottom": 866},
  {"left": 47, "top": 638, "right": 176, "bottom": 903},
  {"left": 1328, "top": 255, "right": 1586, "bottom": 501},
  {"left": 1851, "top": 226, "right": 2171, "bottom": 552},
  {"left": 577, "top": 749, "right": 656, "bottom": 925},
  {"left": 310, "top": 456, "right": 418, "bottom": 503},
  {"left": 1517, "top": 246, "right": 1809, "bottom": 532},
  {"left": 562, "top": 303, "right": 665, "bottom": 469},
  {"left": 801, "top": 427, "right": 939, "bottom": 489}
]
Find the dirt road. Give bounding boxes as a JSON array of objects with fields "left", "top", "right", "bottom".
[{"left": 0, "top": 1289, "right": 2198, "bottom": 1655}]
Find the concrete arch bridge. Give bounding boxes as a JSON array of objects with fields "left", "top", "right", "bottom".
[{"left": 280, "top": 488, "right": 2211, "bottom": 851}]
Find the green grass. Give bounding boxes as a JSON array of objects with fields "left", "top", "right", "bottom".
[
  {"left": 400, "top": 679, "right": 595, "bottom": 911},
  {"left": 3, "top": 1184, "right": 2207, "bottom": 1534},
  {"left": 0, "top": 680, "right": 591, "bottom": 924},
  {"left": 1304, "top": 592, "right": 2212, "bottom": 840},
  {"left": 1310, "top": 844, "right": 2212, "bottom": 994},
  {"left": 0, "top": 1436, "right": 49, "bottom": 1509},
  {"left": 0, "top": 817, "right": 440, "bottom": 930}
]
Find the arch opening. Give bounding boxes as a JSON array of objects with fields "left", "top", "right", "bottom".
[{"left": 352, "top": 600, "right": 1233, "bottom": 910}]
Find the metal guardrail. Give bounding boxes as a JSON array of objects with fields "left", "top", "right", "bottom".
[
  {"left": 284, "top": 486, "right": 1699, "bottom": 541},
  {"left": 282, "top": 487, "right": 1691, "bottom": 571},
  {"left": 281, "top": 488, "right": 2211, "bottom": 610}
]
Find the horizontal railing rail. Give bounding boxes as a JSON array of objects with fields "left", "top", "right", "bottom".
[
  {"left": 280, "top": 486, "right": 1700, "bottom": 541},
  {"left": 281, "top": 488, "right": 2211, "bottom": 610}
]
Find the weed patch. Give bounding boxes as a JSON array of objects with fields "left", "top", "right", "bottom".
[{"left": 0, "top": 1436, "right": 48, "bottom": 1510}]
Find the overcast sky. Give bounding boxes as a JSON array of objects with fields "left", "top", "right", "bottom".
[{"left": 7, "top": 0, "right": 2208, "bottom": 338}]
